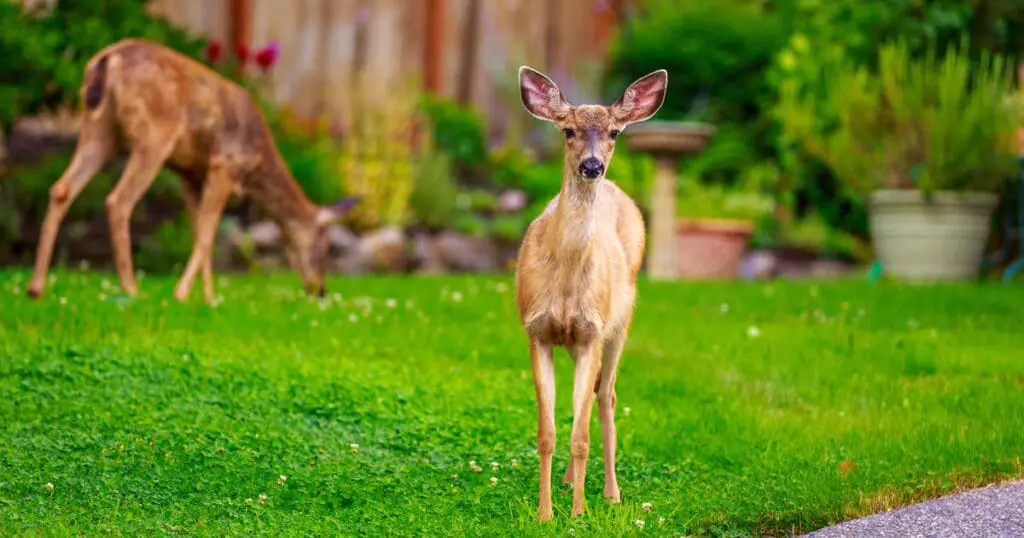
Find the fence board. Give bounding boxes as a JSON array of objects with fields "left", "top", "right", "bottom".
[{"left": 142, "top": 0, "right": 628, "bottom": 132}]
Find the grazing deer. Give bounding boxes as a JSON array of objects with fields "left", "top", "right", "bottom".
[
  {"left": 514, "top": 66, "right": 667, "bottom": 521},
  {"left": 25, "top": 38, "right": 358, "bottom": 303}
]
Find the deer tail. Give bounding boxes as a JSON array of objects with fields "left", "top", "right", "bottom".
[{"left": 83, "top": 55, "right": 110, "bottom": 111}]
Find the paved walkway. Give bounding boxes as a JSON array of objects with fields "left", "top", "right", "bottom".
[{"left": 803, "top": 480, "right": 1024, "bottom": 538}]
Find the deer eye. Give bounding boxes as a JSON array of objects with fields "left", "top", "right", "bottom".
[
  {"left": 562, "top": 128, "right": 575, "bottom": 138},
  {"left": 610, "top": 129, "right": 620, "bottom": 139}
]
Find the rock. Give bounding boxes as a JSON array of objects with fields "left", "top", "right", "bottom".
[
  {"left": 739, "top": 249, "right": 778, "bottom": 280},
  {"left": 248, "top": 220, "right": 282, "bottom": 248},
  {"left": 809, "top": 259, "right": 854, "bottom": 278},
  {"left": 434, "top": 231, "right": 498, "bottom": 272},
  {"left": 327, "top": 225, "right": 358, "bottom": 252},
  {"left": 498, "top": 189, "right": 528, "bottom": 213},
  {"left": 336, "top": 226, "right": 407, "bottom": 273},
  {"left": 411, "top": 233, "right": 446, "bottom": 274}
]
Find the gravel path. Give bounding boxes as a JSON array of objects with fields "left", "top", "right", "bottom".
[{"left": 803, "top": 480, "right": 1024, "bottom": 538}]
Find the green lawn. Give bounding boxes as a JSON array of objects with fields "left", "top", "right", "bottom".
[{"left": 1, "top": 268, "right": 1022, "bottom": 537}]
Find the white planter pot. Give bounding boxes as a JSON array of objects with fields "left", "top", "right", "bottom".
[{"left": 868, "top": 189, "right": 999, "bottom": 281}]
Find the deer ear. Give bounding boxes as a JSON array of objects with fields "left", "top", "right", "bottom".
[
  {"left": 611, "top": 70, "right": 668, "bottom": 126},
  {"left": 519, "top": 65, "right": 570, "bottom": 122},
  {"left": 316, "top": 196, "right": 360, "bottom": 226}
]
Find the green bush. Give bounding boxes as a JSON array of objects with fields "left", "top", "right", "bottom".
[
  {"left": 0, "top": 0, "right": 207, "bottom": 129},
  {"left": 409, "top": 146, "right": 458, "bottom": 229},
  {"left": 418, "top": 95, "right": 488, "bottom": 170},
  {"left": 606, "top": 0, "right": 788, "bottom": 185},
  {"left": 777, "top": 37, "right": 1022, "bottom": 195}
]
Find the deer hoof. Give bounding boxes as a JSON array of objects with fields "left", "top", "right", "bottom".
[{"left": 536, "top": 506, "right": 553, "bottom": 523}]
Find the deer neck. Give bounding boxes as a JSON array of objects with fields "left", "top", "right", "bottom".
[
  {"left": 549, "top": 162, "right": 600, "bottom": 256},
  {"left": 248, "top": 146, "right": 320, "bottom": 240}
]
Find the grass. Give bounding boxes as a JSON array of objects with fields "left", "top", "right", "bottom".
[{"left": 1, "top": 268, "right": 1023, "bottom": 537}]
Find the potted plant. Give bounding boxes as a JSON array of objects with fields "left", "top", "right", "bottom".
[
  {"left": 674, "top": 163, "right": 776, "bottom": 279},
  {"left": 777, "top": 38, "right": 1023, "bottom": 281}
]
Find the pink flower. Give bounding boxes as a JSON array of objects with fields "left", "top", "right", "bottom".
[
  {"left": 205, "top": 41, "right": 223, "bottom": 63},
  {"left": 254, "top": 41, "right": 281, "bottom": 72}
]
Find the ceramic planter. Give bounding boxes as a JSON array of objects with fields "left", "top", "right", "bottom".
[
  {"left": 675, "top": 218, "right": 755, "bottom": 279},
  {"left": 868, "top": 189, "right": 999, "bottom": 281}
]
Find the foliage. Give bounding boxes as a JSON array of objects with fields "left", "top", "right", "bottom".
[
  {"left": 409, "top": 144, "right": 458, "bottom": 230},
  {"left": 418, "top": 95, "right": 488, "bottom": 170},
  {"left": 4, "top": 271, "right": 1024, "bottom": 536},
  {"left": 676, "top": 164, "right": 778, "bottom": 222},
  {"left": 339, "top": 81, "right": 423, "bottom": 231},
  {"left": 777, "top": 38, "right": 1022, "bottom": 194},
  {"left": 0, "top": 0, "right": 206, "bottom": 129},
  {"left": 606, "top": 0, "right": 788, "bottom": 186},
  {"left": 766, "top": 0, "right": 1024, "bottom": 230}
]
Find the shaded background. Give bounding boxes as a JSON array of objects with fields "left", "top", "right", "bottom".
[{"left": 1, "top": 0, "right": 1023, "bottom": 280}]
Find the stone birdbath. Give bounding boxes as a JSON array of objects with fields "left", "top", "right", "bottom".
[{"left": 624, "top": 120, "right": 716, "bottom": 280}]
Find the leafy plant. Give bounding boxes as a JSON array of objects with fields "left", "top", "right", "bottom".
[
  {"left": 339, "top": 79, "right": 423, "bottom": 230},
  {"left": 777, "top": 37, "right": 1022, "bottom": 195},
  {"left": 0, "top": 0, "right": 207, "bottom": 129},
  {"left": 409, "top": 145, "right": 458, "bottom": 230},
  {"left": 418, "top": 95, "right": 488, "bottom": 170},
  {"left": 676, "top": 165, "right": 777, "bottom": 222}
]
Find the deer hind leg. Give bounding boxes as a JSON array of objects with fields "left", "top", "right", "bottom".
[
  {"left": 568, "top": 340, "right": 602, "bottom": 518},
  {"left": 530, "top": 339, "right": 556, "bottom": 523},
  {"left": 27, "top": 121, "right": 114, "bottom": 299},
  {"left": 105, "top": 140, "right": 176, "bottom": 296},
  {"left": 598, "top": 331, "right": 626, "bottom": 503},
  {"left": 179, "top": 180, "right": 215, "bottom": 302},
  {"left": 174, "top": 163, "right": 234, "bottom": 303}
]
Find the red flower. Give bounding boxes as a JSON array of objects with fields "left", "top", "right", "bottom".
[
  {"left": 235, "top": 43, "right": 250, "bottom": 66},
  {"left": 205, "top": 41, "right": 223, "bottom": 63},
  {"left": 254, "top": 42, "right": 281, "bottom": 72}
]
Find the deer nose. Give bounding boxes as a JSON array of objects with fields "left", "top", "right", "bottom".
[{"left": 579, "top": 157, "right": 604, "bottom": 179}]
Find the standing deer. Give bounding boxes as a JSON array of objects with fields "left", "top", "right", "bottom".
[
  {"left": 514, "top": 66, "right": 667, "bottom": 521},
  {"left": 25, "top": 38, "right": 358, "bottom": 303}
]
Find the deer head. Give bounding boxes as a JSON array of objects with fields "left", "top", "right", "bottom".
[
  {"left": 285, "top": 196, "right": 360, "bottom": 298},
  {"left": 518, "top": 66, "right": 668, "bottom": 182}
]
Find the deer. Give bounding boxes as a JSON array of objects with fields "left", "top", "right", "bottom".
[
  {"left": 514, "top": 65, "right": 667, "bottom": 521},
  {"left": 24, "top": 38, "right": 359, "bottom": 303}
]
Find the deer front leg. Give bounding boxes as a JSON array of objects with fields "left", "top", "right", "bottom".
[
  {"left": 530, "top": 339, "right": 556, "bottom": 523},
  {"left": 598, "top": 332, "right": 625, "bottom": 503},
  {"left": 174, "top": 166, "right": 234, "bottom": 303},
  {"left": 105, "top": 144, "right": 175, "bottom": 296},
  {"left": 180, "top": 181, "right": 215, "bottom": 302},
  {"left": 569, "top": 340, "right": 602, "bottom": 518},
  {"left": 27, "top": 128, "right": 112, "bottom": 298}
]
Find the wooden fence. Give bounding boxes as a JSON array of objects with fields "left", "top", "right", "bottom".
[{"left": 146, "top": 0, "right": 633, "bottom": 141}]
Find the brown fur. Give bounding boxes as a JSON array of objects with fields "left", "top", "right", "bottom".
[
  {"left": 25, "top": 38, "right": 357, "bottom": 302},
  {"left": 514, "top": 66, "right": 667, "bottom": 521}
]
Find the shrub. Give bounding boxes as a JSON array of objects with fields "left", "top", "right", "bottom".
[
  {"left": 418, "top": 95, "right": 488, "bottom": 170},
  {"left": 776, "top": 37, "right": 1022, "bottom": 196},
  {"left": 0, "top": 0, "right": 206, "bottom": 129}
]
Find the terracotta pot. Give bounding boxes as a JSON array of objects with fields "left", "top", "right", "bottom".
[
  {"left": 675, "top": 218, "right": 755, "bottom": 279},
  {"left": 868, "top": 189, "right": 999, "bottom": 281}
]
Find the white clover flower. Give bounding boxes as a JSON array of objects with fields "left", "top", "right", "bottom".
[
  {"left": 277, "top": 475, "right": 287, "bottom": 486},
  {"left": 350, "top": 443, "right": 359, "bottom": 454},
  {"left": 747, "top": 326, "right": 760, "bottom": 338},
  {"left": 489, "top": 476, "right": 498, "bottom": 487},
  {"left": 658, "top": 517, "right": 665, "bottom": 526},
  {"left": 511, "top": 458, "right": 518, "bottom": 469},
  {"left": 44, "top": 482, "right": 54, "bottom": 493},
  {"left": 623, "top": 407, "right": 632, "bottom": 417},
  {"left": 451, "top": 291, "right": 463, "bottom": 302},
  {"left": 385, "top": 298, "right": 397, "bottom": 308},
  {"left": 258, "top": 493, "right": 266, "bottom": 506},
  {"left": 642, "top": 501, "right": 652, "bottom": 512},
  {"left": 720, "top": 303, "right": 729, "bottom": 313},
  {"left": 491, "top": 461, "right": 499, "bottom": 472},
  {"left": 635, "top": 519, "right": 645, "bottom": 530},
  {"left": 348, "top": 313, "right": 359, "bottom": 323}
]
